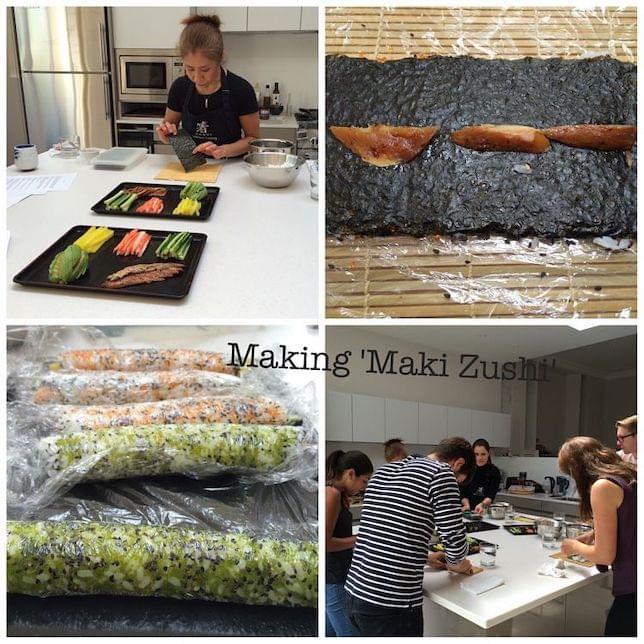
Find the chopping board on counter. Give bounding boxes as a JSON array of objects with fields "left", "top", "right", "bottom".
[
  {"left": 155, "top": 162, "right": 223, "bottom": 183},
  {"left": 550, "top": 552, "right": 595, "bottom": 567}
]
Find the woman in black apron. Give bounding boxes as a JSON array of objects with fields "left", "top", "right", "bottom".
[{"left": 156, "top": 14, "right": 260, "bottom": 159}]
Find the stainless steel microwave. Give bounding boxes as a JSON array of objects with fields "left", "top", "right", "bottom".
[{"left": 117, "top": 49, "right": 184, "bottom": 103}]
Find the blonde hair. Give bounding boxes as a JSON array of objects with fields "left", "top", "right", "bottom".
[
  {"left": 616, "top": 415, "right": 637, "bottom": 433},
  {"left": 179, "top": 14, "right": 224, "bottom": 63}
]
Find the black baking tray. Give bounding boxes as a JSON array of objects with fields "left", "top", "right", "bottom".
[
  {"left": 8, "top": 595, "right": 317, "bottom": 637},
  {"left": 464, "top": 520, "right": 501, "bottom": 533},
  {"left": 13, "top": 225, "right": 206, "bottom": 300},
  {"left": 504, "top": 524, "right": 538, "bottom": 536},
  {"left": 431, "top": 536, "right": 494, "bottom": 555},
  {"left": 91, "top": 182, "right": 219, "bottom": 221}
]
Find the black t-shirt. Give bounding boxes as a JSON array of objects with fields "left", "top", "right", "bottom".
[
  {"left": 167, "top": 71, "right": 258, "bottom": 117},
  {"left": 462, "top": 462, "right": 501, "bottom": 506}
]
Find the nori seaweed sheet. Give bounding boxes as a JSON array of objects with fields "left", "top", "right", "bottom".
[
  {"left": 170, "top": 129, "right": 207, "bottom": 172},
  {"left": 326, "top": 55, "right": 637, "bottom": 238}
]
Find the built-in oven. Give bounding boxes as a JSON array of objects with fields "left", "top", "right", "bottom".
[
  {"left": 116, "top": 122, "right": 173, "bottom": 155},
  {"left": 117, "top": 49, "right": 184, "bottom": 103}
]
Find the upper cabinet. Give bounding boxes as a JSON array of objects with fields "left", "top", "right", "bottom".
[
  {"left": 111, "top": 8, "right": 188, "bottom": 49},
  {"left": 352, "top": 394, "right": 385, "bottom": 443},
  {"left": 385, "top": 399, "right": 419, "bottom": 443},
  {"left": 490, "top": 412, "right": 512, "bottom": 448},
  {"left": 247, "top": 7, "right": 301, "bottom": 32},
  {"left": 327, "top": 391, "right": 353, "bottom": 442},
  {"left": 212, "top": 7, "right": 248, "bottom": 32},
  {"left": 300, "top": 7, "right": 318, "bottom": 31},
  {"left": 154, "top": 8, "right": 318, "bottom": 35},
  {"left": 470, "top": 410, "right": 494, "bottom": 444}
]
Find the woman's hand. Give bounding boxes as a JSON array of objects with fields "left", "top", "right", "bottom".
[
  {"left": 561, "top": 538, "right": 579, "bottom": 556},
  {"left": 427, "top": 551, "right": 447, "bottom": 570},
  {"left": 474, "top": 503, "right": 485, "bottom": 515},
  {"left": 193, "top": 142, "right": 229, "bottom": 159},
  {"left": 461, "top": 499, "right": 470, "bottom": 512},
  {"left": 156, "top": 121, "right": 178, "bottom": 144},
  {"left": 576, "top": 530, "right": 595, "bottom": 545}
]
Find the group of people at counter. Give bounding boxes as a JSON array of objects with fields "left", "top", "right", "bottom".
[{"left": 326, "top": 415, "right": 637, "bottom": 637}]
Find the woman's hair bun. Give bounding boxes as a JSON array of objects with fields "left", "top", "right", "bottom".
[{"left": 181, "top": 14, "right": 221, "bottom": 30}]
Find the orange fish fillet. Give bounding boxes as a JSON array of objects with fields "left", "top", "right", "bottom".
[
  {"left": 541, "top": 124, "right": 636, "bottom": 151},
  {"left": 451, "top": 124, "right": 551, "bottom": 153},
  {"left": 330, "top": 124, "right": 439, "bottom": 166}
]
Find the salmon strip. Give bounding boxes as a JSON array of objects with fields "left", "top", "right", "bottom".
[
  {"left": 541, "top": 124, "right": 636, "bottom": 151},
  {"left": 330, "top": 124, "right": 439, "bottom": 166},
  {"left": 451, "top": 124, "right": 551, "bottom": 153}
]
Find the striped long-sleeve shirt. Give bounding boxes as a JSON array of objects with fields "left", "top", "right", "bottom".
[{"left": 345, "top": 456, "right": 468, "bottom": 608}]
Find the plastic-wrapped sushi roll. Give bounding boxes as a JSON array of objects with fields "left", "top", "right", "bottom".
[
  {"left": 58, "top": 349, "right": 239, "bottom": 375},
  {"left": 47, "top": 396, "right": 299, "bottom": 431},
  {"left": 32, "top": 370, "right": 241, "bottom": 405},
  {"left": 39, "top": 423, "right": 303, "bottom": 480},
  {"left": 7, "top": 521, "right": 318, "bottom": 607}
]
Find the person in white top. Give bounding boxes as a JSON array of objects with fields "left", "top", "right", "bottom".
[{"left": 615, "top": 415, "right": 637, "bottom": 465}]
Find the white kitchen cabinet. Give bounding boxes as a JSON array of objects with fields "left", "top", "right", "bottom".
[
  {"left": 470, "top": 410, "right": 494, "bottom": 444},
  {"left": 326, "top": 391, "right": 353, "bottom": 442},
  {"left": 111, "top": 8, "right": 187, "bottom": 49},
  {"left": 300, "top": 7, "right": 318, "bottom": 30},
  {"left": 207, "top": 7, "right": 248, "bottom": 32},
  {"left": 447, "top": 407, "right": 471, "bottom": 441},
  {"left": 247, "top": 7, "right": 301, "bottom": 32},
  {"left": 385, "top": 399, "right": 419, "bottom": 443},
  {"left": 491, "top": 412, "right": 512, "bottom": 447},
  {"left": 418, "top": 403, "right": 448, "bottom": 445},
  {"left": 352, "top": 394, "right": 385, "bottom": 443}
]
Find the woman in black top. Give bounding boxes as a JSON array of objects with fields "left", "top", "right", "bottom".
[
  {"left": 156, "top": 14, "right": 260, "bottom": 159},
  {"left": 326, "top": 450, "right": 373, "bottom": 637},
  {"left": 461, "top": 438, "right": 501, "bottom": 515}
]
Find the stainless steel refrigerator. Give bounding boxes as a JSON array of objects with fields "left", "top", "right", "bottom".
[{"left": 14, "top": 6, "right": 114, "bottom": 152}]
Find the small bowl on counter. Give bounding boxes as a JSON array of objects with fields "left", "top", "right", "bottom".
[
  {"left": 564, "top": 523, "right": 592, "bottom": 540},
  {"left": 535, "top": 517, "right": 563, "bottom": 539},
  {"left": 248, "top": 139, "right": 295, "bottom": 154},
  {"left": 244, "top": 152, "right": 304, "bottom": 188},
  {"left": 489, "top": 502, "right": 511, "bottom": 520}
]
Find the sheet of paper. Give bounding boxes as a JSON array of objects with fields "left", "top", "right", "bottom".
[
  {"left": 7, "top": 189, "right": 46, "bottom": 208},
  {"left": 7, "top": 173, "right": 77, "bottom": 193}
]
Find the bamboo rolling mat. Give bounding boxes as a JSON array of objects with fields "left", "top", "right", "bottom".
[{"left": 325, "top": 7, "right": 637, "bottom": 318}]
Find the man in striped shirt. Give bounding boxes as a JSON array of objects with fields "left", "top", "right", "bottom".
[{"left": 345, "top": 437, "right": 475, "bottom": 636}]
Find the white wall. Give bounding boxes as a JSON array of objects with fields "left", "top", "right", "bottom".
[
  {"left": 224, "top": 32, "right": 317, "bottom": 110},
  {"left": 326, "top": 327, "right": 504, "bottom": 411}
]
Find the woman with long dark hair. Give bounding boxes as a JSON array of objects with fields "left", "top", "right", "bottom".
[
  {"left": 559, "top": 436, "right": 637, "bottom": 637},
  {"left": 326, "top": 450, "right": 374, "bottom": 637},
  {"left": 461, "top": 438, "right": 501, "bottom": 515}
]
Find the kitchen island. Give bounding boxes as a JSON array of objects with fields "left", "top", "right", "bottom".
[
  {"left": 422, "top": 516, "right": 611, "bottom": 636},
  {"left": 7, "top": 153, "right": 318, "bottom": 319}
]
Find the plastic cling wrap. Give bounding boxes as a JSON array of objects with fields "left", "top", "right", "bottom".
[
  {"left": 325, "top": 7, "right": 637, "bottom": 318},
  {"left": 19, "top": 370, "right": 241, "bottom": 405},
  {"left": 39, "top": 424, "right": 305, "bottom": 479},
  {"left": 58, "top": 348, "right": 239, "bottom": 374},
  {"left": 33, "top": 395, "right": 299, "bottom": 431},
  {"left": 7, "top": 521, "right": 317, "bottom": 607}
]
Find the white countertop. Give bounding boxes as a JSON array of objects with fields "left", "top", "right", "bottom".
[
  {"left": 496, "top": 491, "right": 580, "bottom": 506},
  {"left": 116, "top": 115, "right": 299, "bottom": 129},
  {"left": 7, "top": 153, "right": 318, "bottom": 319},
  {"left": 422, "top": 516, "right": 606, "bottom": 630}
]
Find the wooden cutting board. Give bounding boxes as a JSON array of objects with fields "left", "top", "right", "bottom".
[
  {"left": 550, "top": 552, "right": 595, "bottom": 567},
  {"left": 154, "top": 161, "right": 223, "bottom": 183}
]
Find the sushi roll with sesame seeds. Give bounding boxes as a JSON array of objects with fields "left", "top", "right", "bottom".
[
  {"left": 7, "top": 521, "right": 317, "bottom": 606},
  {"left": 46, "top": 396, "right": 300, "bottom": 432},
  {"left": 58, "top": 349, "right": 239, "bottom": 375},
  {"left": 31, "top": 370, "right": 241, "bottom": 405},
  {"left": 38, "top": 423, "right": 304, "bottom": 480}
]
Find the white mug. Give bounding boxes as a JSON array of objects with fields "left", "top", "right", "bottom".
[{"left": 14, "top": 144, "right": 38, "bottom": 171}]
